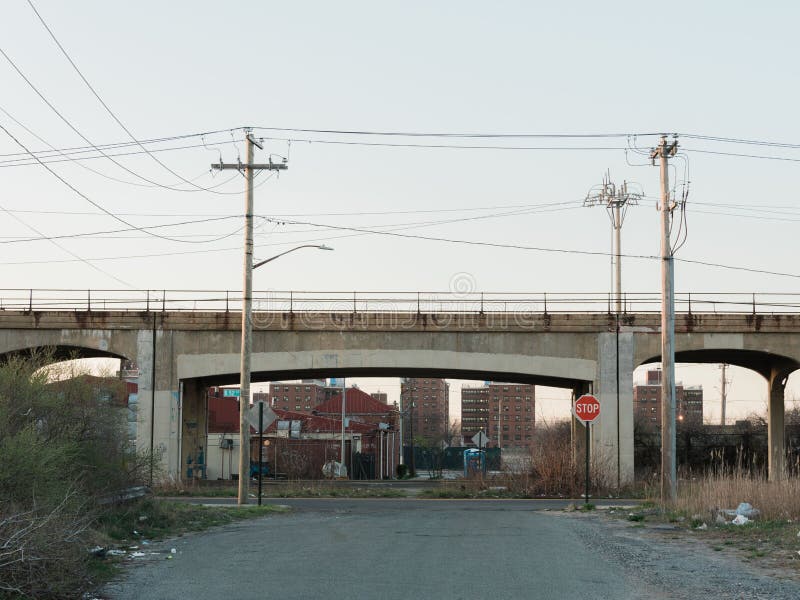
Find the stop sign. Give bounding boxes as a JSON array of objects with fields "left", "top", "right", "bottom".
[{"left": 574, "top": 394, "right": 601, "bottom": 424}]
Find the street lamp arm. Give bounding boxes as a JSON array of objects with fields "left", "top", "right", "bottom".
[{"left": 253, "top": 244, "right": 333, "bottom": 270}]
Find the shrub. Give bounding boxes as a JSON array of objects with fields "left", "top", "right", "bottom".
[{"left": 0, "top": 353, "right": 153, "bottom": 599}]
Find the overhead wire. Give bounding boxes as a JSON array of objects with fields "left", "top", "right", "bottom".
[
  {"left": 0, "top": 202, "right": 133, "bottom": 286},
  {"left": 0, "top": 103, "right": 243, "bottom": 191},
  {"left": 264, "top": 217, "right": 800, "bottom": 280},
  {"left": 0, "top": 122, "right": 247, "bottom": 244},
  {"left": 25, "top": 0, "right": 247, "bottom": 195}
]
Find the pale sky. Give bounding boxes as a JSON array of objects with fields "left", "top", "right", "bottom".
[{"left": 4, "top": 1, "right": 800, "bottom": 422}]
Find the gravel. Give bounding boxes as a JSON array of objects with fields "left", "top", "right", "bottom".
[{"left": 567, "top": 512, "right": 800, "bottom": 600}]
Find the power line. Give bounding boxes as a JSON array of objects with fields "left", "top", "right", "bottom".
[
  {"left": 0, "top": 43, "right": 247, "bottom": 194},
  {"left": 0, "top": 215, "right": 245, "bottom": 245},
  {"left": 0, "top": 122, "right": 244, "bottom": 244},
  {"left": 682, "top": 133, "right": 800, "bottom": 150},
  {"left": 0, "top": 200, "right": 581, "bottom": 219},
  {"left": 257, "top": 135, "right": 629, "bottom": 152},
  {"left": 0, "top": 103, "right": 242, "bottom": 191},
  {"left": 0, "top": 202, "right": 133, "bottom": 286},
  {"left": 252, "top": 126, "right": 665, "bottom": 139},
  {"left": 25, "top": 0, "right": 244, "bottom": 195},
  {"left": 266, "top": 217, "right": 800, "bottom": 280},
  {"left": 685, "top": 147, "right": 800, "bottom": 163}
]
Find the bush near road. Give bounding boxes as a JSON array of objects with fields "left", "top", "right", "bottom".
[{"left": 0, "top": 355, "right": 170, "bottom": 598}]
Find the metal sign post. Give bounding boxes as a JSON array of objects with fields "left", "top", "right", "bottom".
[
  {"left": 258, "top": 402, "right": 263, "bottom": 506},
  {"left": 585, "top": 422, "right": 590, "bottom": 504},
  {"left": 573, "top": 394, "right": 601, "bottom": 505},
  {"left": 246, "top": 400, "right": 277, "bottom": 506}
]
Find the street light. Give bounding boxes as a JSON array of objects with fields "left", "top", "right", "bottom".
[
  {"left": 237, "top": 243, "right": 334, "bottom": 505},
  {"left": 253, "top": 244, "right": 333, "bottom": 269}
]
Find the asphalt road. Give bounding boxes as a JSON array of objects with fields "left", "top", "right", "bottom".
[{"left": 102, "top": 499, "right": 800, "bottom": 600}]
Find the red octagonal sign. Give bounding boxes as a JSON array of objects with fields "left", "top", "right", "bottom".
[{"left": 574, "top": 394, "right": 601, "bottom": 424}]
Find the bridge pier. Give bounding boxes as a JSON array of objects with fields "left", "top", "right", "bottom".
[
  {"left": 135, "top": 327, "right": 184, "bottom": 482},
  {"left": 595, "top": 331, "right": 635, "bottom": 487},
  {"left": 768, "top": 369, "right": 789, "bottom": 481},
  {"left": 180, "top": 379, "right": 208, "bottom": 483}
]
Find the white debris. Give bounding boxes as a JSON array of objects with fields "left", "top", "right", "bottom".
[
  {"left": 731, "top": 514, "right": 750, "bottom": 526},
  {"left": 170, "top": 548, "right": 177, "bottom": 554},
  {"left": 131, "top": 552, "right": 146, "bottom": 558},
  {"left": 735, "top": 502, "right": 760, "bottom": 519},
  {"left": 695, "top": 523, "right": 708, "bottom": 530},
  {"left": 106, "top": 550, "right": 126, "bottom": 557}
]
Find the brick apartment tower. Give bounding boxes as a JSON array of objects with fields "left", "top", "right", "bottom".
[
  {"left": 461, "top": 383, "right": 535, "bottom": 450},
  {"left": 633, "top": 369, "right": 704, "bottom": 427},
  {"left": 268, "top": 381, "right": 329, "bottom": 413},
  {"left": 399, "top": 378, "right": 449, "bottom": 444}
]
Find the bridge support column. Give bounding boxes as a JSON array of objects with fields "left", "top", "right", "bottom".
[
  {"left": 595, "top": 331, "right": 635, "bottom": 487},
  {"left": 768, "top": 369, "right": 789, "bottom": 481},
  {"left": 135, "top": 327, "right": 183, "bottom": 483},
  {"left": 180, "top": 379, "right": 208, "bottom": 483}
]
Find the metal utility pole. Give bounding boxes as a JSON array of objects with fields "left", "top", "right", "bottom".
[
  {"left": 584, "top": 172, "right": 642, "bottom": 313},
  {"left": 720, "top": 363, "right": 729, "bottom": 426},
  {"left": 650, "top": 135, "right": 678, "bottom": 504},
  {"left": 212, "top": 131, "right": 287, "bottom": 505}
]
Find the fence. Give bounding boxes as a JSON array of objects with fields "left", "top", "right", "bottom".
[{"left": 1, "top": 289, "right": 799, "bottom": 315}]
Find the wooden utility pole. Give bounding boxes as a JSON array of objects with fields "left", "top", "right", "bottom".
[
  {"left": 212, "top": 131, "right": 287, "bottom": 505},
  {"left": 651, "top": 135, "right": 678, "bottom": 504}
]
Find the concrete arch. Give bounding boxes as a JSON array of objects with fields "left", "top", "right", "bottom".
[
  {"left": 634, "top": 335, "right": 800, "bottom": 481},
  {"left": 176, "top": 348, "right": 598, "bottom": 388},
  {"left": 638, "top": 348, "right": 800, "bottom": 380},
  {"left": 0, "top": 329, "right": 137, "bottom": 365},
  {"left": 0, "top": 343, "right": 130, "bottom": 364}
]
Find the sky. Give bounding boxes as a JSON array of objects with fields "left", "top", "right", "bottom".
[{"left": 3, "top": 1, "right": 800, "bottom": 423}]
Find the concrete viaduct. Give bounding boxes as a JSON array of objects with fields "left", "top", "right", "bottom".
[{"left": 1, "top": 306, "right": 798, "bottom": 484}]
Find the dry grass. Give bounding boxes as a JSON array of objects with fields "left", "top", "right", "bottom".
[{"left": 672, "top": 471, "right": 800, "bottom": 521}]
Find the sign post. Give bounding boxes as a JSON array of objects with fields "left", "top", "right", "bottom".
[
  {"left": 573, "top": 394, "right": 601, "bottom": 505},
  {"left": 247, "top": 400, "right": 277, "bottom": 505}
]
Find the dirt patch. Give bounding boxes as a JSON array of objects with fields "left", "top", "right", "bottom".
[{"left": 556, "top": 507, "right": 800, "bottom": 599}]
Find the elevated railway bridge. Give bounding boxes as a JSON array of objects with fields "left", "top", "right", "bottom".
[{"left": 1, "top": 289, "right": 799, "bottom": 484}]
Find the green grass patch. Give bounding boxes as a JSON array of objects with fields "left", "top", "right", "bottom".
[
  {"left": 627, "top": 513, "right": 645, "bottom": 522},
  {"left": 96, "top": 498, "right": 288, "bottom": 543}
]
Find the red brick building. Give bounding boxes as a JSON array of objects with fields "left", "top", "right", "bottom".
[
  {"left": 461, "top": 383, "right": 535, "bottom": 451},
  {"left": 268, "top": 381, "right": 330, "bottom": 412},
  {"left": 314, "top": 387, "right": 399, "bottom": 430},
  {"left": 634, "top": 369, "right": 704, "bottom": 427},
  {"left": 399, "top": 377, "right": 449, "bottom": 443}
]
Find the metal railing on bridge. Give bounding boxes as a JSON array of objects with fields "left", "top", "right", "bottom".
[{"left": 1, "top": 289, "right": 799, "bottom": 315}]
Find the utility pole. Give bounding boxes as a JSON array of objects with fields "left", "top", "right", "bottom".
[
  {"left": 650, "top": 135, "right": 678, "bottom": 504},
  {"left": 340, "top": 378, "right": 347, "bottom": 477},
  {"left": 584, "top": 172, "right": 642, "bottom": 313},
  {"left": 212, "top": 130, "right": 287, "bottom": 505},
  {"left": 720, "top": 363, "right": 729, "bottom": 426}
]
